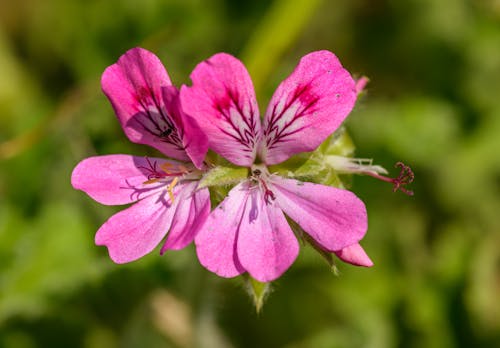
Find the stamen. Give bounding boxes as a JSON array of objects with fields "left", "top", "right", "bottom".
[
  {"left": 263, "top": 188, "right": 276, "bottom": 204},
  {"left": 167, "top": 177, "right": 179, "bottom": 203},
  {"left": 259, "top": 179, "right": 276, "bottom": 204},
  {"left": 365, "top": 161, "right": 414, "bottom": 196},
  {"left": 159, "top": 162, "right": 176, "bottom": 174},
  {"left": 143, "top": 178, "right": 161, "bottom": 185},
  {"left": 250, "top": 164, "right": 276, "bottom": 204},
  {"left": 140, "top": 159, "right": 189, "bottom": 185}
]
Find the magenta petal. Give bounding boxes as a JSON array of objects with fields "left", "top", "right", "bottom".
[
  {"left": 334, "top": 243, "right": 374, "bottom": 267},
  {"left": 194, "top": 182, "right": 248, "bottom": 278},
  {"left": 260, "top": 51, "right": 357, "bottom": 165},
  {"left": 162, "top": 87, "right": 208, "bottom": 169},
  {"left": 272, "top": 177, "right": 367, "bottom": 251},
  {"left": 101, "top": 48, "right": 190, "bottom": 161},
  {"left": 95, "top": 188, "right": 182, "bottom": 263},
  {"left": 71, "top": 155, "right": 170, "bottom": 205},
  {"left": 180, "top": 53, "right": 261, "bottom": 167},
  {"left": 236, "top": 187, "right": 299, "bottom": 282},
  {"left": 161, "top": 183, "right": 210, "bottom": 252}
]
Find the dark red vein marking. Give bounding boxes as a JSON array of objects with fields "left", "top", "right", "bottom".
[{"left": 265, "top": 83, "right": 319, "bottom": 148}]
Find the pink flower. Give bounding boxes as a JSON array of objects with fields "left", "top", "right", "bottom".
[
  {"left": 181, "top": 51, "right": 372, "bottom": 282},
  {"left": 71, "top": 48, "right": 210, "bottom": 263}
]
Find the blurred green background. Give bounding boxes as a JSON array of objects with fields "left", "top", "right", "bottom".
[{"left": 1, "top": 0, "right": 499, "bottom": 347}]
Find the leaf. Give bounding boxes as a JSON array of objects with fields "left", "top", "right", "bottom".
[{"left": 0, "top": 202, "right": 100, "bottom": 321}]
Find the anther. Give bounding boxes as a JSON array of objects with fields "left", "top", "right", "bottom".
[
  {"left": 160, "top": 162, "right": 175, "bottom": 174},
  {"left": 167, "top": 177, "right": 179, "bottom": 203}
]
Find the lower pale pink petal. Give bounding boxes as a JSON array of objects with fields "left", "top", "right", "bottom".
[
  {"left": 71, "top": 155, "right": 168, "bottom": 205},
  {"left": 260, "top": 50, "right": 357, "bottom": 165},
  {"left": 272, "top": 177, "right": 367, "bottom": 252},
  {"left": 195, "top": 182, "right": 248, "bottom": 278},
  {"left": 95, "top": 186, "right": 182, "bottom": 263},
  {"left": 161, "top": 183, "right": 210, "bottom": 252},
  {"left": 180, "top": 53, "right": 261, "bottom": 167},
  {"left": 334, "top": 243, "right": 373, "bottom": 267},
  {"left": 236, "top": 187, "right": 299, "bottom": 282}
]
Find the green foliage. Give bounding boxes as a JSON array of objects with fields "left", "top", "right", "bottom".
[
  {"left": 1, "top": 0, "right": 500, "bottom": 347},
  {"left": 198, "top": 166, "right": 248, "bottom": 189},
  {"left": 243, "top": 275, "right": 270, "bottom": 314}
]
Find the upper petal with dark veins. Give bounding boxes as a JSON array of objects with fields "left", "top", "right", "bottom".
[
  {"left": 101, "top": 47, "right": 191, "bottom": 162},
  {"left": 260, "top": 51, "right": 357, "bottom": 165},
  {"left": 180, "top": 53, "right": 261, "bottom": 167}
]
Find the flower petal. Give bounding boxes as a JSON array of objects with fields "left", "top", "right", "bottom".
[
  {"left": 162, "top": 87, "right": 208, "bottom": 169},
  {"left": 161, "top": 183, "right": 210, "bottom": 252},
  {"left": 272, "top": 177, "right": 367, "bottom": 251},
  {"left": 95, "top": 185, "right": 184, "bottom": 263},
  {"left": 195, "top": 182, "right": 248, "bottom": 278},
  {"left": 260, "top": 51, "right": 357, "bottom": 165},
  {"left": 180, "top": 53, "right": 261, "bottom": 166},
  {"left": 334, "top": 243, "right": 374, "bottom": 267},
  {"left": 236, "top": 187, "right": 299, "bottom": 282},
  {"left": 71, "top": 155, "right": 171, "bottom": 205},
  {"left": 101, "top": 47, "right": 190, "bottom": 161}
]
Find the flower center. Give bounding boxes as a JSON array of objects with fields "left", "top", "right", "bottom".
[{"left": 138, "top": 157, "right": 197, "bottom": 202}]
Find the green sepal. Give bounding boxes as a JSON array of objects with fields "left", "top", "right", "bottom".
[
  {"left": 198, "top": 166, "right": 248, "bottom": 189},
  {"left": 287, "top": 216, "right": 340, "bottom": 275},
  {"left": 242, "top": 274, "right": 271, "bottom": 313},
  {"left": 302, "top": 232, "right": 340, "bottom": 276},
  {"left": 317, "top": 127, "right": 355, "bottom": 156},
  {"left": 267, "top": 128, "right": 354, "bottom": 188},
  {"left": 285, "top": 154, "right": 345, "bottom": 188},
  {"left": 267, "top": 152, "right": 310, "bottom": 177},
  {"left": 293, "top": 154, "right": 325, "bottom": 178}
]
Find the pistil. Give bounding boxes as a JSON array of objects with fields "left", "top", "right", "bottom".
[{"left": 364, "top": 162, "right": 414, "bottom": 196}]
